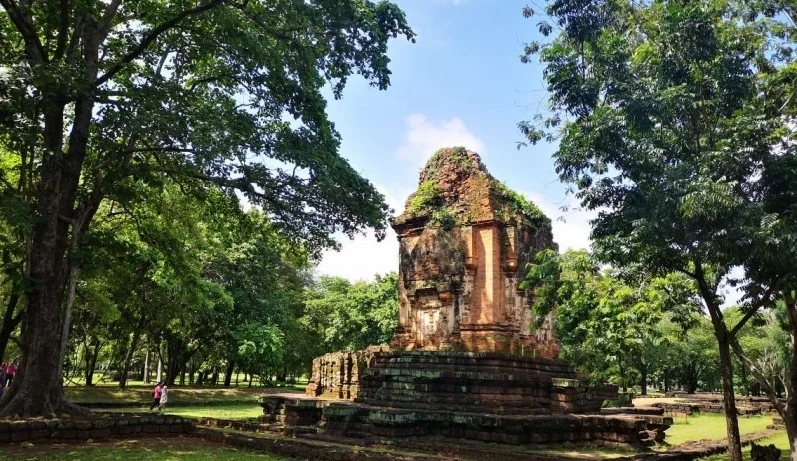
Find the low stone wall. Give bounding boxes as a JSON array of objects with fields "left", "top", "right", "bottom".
[
  {"left": 768, "top": 417, "right": 785, "bottom": 430},
  {"left": 659, "top": 394, "right": 782, "bottom": 414},
  {"left": 0, "top": 414, "right": 193, "bottom": 443},
  {"left": 356, "top": 351, "right": 617, "bottom": 415},
  {"left": 305, "top": 345, "right": 390, "bottom": 399},
  {"left": 322, "top": 403, "right": 671, "bottom": 448},
  {"left": 651, "top": 401, "right": 763, "bottom": 416},
  {"left": 258, "top": 394, "right": 670, "bottom": 448},
  {"left": 258, "top": 395, "right": 325, "bottom": 429}
]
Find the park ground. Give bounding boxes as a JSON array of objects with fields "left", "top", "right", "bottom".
[{"left": 0, "top": 387, "right": 789, "bottom": 460}]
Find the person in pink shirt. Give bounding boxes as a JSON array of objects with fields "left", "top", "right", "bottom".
[
  {"left": 149, "top": 382, "right": 163, "bottom": 411},
  {"left": 5, "top": 362, "right": 16, "bottom": 387}
]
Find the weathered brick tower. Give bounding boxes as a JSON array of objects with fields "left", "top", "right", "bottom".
[
  {"left": 390, "top": 147, "right": 559, "bottom": 357},
  {"left": 291, "top": 148, "right": 670, "bottom": 449}
]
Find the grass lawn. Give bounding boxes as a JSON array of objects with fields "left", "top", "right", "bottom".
[
  {"left": 664, "top": 413, "right": 773, "bottom": 446},
  {"left": 66, "top": 385, "right": 302, "bottom": 404},
  {"left": 101, "top": 403, "right": 263, "bottom": 420},
  {"left": 0, "top": 437, "right": 295, "bottom": 461},
  {"left": 701, "top": 432, "right": 791, "bottom": 460}
]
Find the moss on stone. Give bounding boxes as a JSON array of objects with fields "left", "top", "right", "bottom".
[
  {"left": 495, "top": 182, "right": 550, "bottom": 227},
  {"left": 419, "top": 147, "right": 475, "bottom": 182},
  {"left": 399, "top": 147, "right": 552, "bottom": 232},
  {"left": 405, "top": 180, "right": 443, "bottom": 214}
]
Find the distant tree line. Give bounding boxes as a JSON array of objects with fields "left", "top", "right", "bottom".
[{"left": 527, "top": 250, "right": 790, "bottom": 399}]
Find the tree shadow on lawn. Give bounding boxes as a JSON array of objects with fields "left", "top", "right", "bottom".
[{"left": 0, "top": 436, "right": 293, "bottom": 461}]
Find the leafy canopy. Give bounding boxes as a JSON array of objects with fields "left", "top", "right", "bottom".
[{"left": 0, "top": 0, "right": 416, "bottom": 257}]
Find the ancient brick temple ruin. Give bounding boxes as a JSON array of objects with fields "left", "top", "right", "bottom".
[
  {"left": 265, "top": 148, "right": 671, "bottom": 451},
  {"left": 389, "top": 147, "right": 558, "bottom": 356}
]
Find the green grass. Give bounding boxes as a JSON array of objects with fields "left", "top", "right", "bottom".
[
  {"left": 0, "top": 437, "right": 295, "bottom": 460},
  {"left": 66, "top": 385, "right": 302, "bottom": 404},
  {"left": 101, "top": 404, "right": 263, "bottom": 420},
  {"left": 664, "top": 413, "right": 773, "bottom": 446},
  {"left": 527, "top": 445, "right": 629, "bottom": 459},
  {"left": 701, "top": 432, "right": 791, "bottom": 460}
]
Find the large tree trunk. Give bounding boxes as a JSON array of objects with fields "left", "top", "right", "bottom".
[
  {"left": 728, "top": 297, "right": 797, "bottom": 460},
  {"left": 119, "top": 319, "right": 144, "bottom": 389},
  {"left": 0, "top": 155, "right": 78, "bottom": 416},
  {"left": 0, "top": 289, "right": 23, "bottom": 362},
  {"left": 715, "top": 335, "right": 742, "bottom": 461},
  {"left": 706, "top": 304, "right": 743, "bottom": 461},
  {"left": 84, "top": 341, "right": 101, "bottom": 387},
  {"left": 695, "top": 266, "right": 742, "bottom": 461},
  {"left": 0, "top": 5, "right": 110, "bottom": 415},
  {"left": 223, "top": 360, "right": 234, "bottom": 387},
  {"left": 640, "top": 362, "right": 648, "bottom": 396}
]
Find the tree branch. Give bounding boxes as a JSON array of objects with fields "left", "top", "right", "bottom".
[
  {"left": 54, "top": 0, "right": 69, "bottom": 59},
  {"left": 0, "top": 0, "right": 47, "bottom": 61},
  {"left": 727, "top": 332, "right": 785, "bottom": 415},
  {"left": 97, "top": 0, "right": 122, "bottom": 40},
  {"left": 94, "top": 0, "right": 226, "bottom": 88},
  {"left": 729, "top": 306, "right": 760, "bottom": 337}
]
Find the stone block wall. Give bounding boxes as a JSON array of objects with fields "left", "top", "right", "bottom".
[
  {"left": 305, "top": 345, "right": 390, "bottom": 399},
  {"left": 355, "top": 351, "right": 617, "bottom": 415},
  {"left": 322, "top": 404, "right": 671, "bottom": 449},
  {"left": 0, "top": 414, "right": 192, "bottom": 443},
  {"left": 768, "top": 417, "right": 785, "bottom": 430}
]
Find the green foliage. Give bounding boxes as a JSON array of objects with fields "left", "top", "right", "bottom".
[
  {"left": 602, "top": 393, "right": 632, "bottom": 408},
  {"left": 301, "top": 273, "right": 398, "bottom": 354},
  {"left": 405, "top": 181, "right": 443, "bottom": 214},
  {"left": 420, "top": 147, "right": 475, "bottom": 178},
  {"left": 521, "top": 0, "right": 797, "bottom": 452},
  {"left": 0, "top": 0, "right": 415, "bottom": 412},
  {"left": 429, "top": 208, "right": 456, "bottom": 230},
  {"left": 524, "top": 249, "right": 703, "bottom": 391},
  {"left": 495, "top": 182, "right": 550, "bottom": 227}
]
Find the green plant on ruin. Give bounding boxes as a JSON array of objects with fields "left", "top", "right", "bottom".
[
  {"left": 405, "top": 180, "right": 443, "bottom": 214},
  {"left": 495, "top": 182, "right": 550, "bottom": 227},
  {"left": 420, "top": 147, "right": 475, "bottom": 180},
  {"left": 430, "top": 209, "right": 456, "bottom": 230}
]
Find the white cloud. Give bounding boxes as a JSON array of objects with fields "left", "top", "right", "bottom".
[
  {"left": 315, "top": 186, "right": 401, "bottom": 281},
  {"left": 314, "top": 228, "right": 399, "bottom": 282},
  {"left": 523, "top": 191, "right": 595, "bottom": 252},
  {"left": 394, "top": 114, "right": 485, "bottom": 168},
  {"left": 318, "top": 114, "right": 486, "bottom": 281}
]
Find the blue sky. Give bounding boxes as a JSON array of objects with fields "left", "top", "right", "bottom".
[
  {"left": 315, "top": 0, "right": 748, "bottom": 308},
  {"left": 316, "top": 0, "right": 594, "bottom": 280}
]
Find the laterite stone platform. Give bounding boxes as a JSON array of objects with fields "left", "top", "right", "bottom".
[{"left": 263, "top": 351, "right": 671, "bottom": 448}]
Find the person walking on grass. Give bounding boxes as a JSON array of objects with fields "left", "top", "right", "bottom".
[
  {"left": 149, "top": 382, "right": 163, "bottom": 411},
  {"left": 6, "top": 362, "right": 16, "bottom": 387},
  {"left": 158, "top": 384, "right": 168, "bottom": 412}
]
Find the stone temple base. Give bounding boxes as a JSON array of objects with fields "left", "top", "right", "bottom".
[
  {"left": 322, "top": 403, "right": 669, "bottom": 447},
  {"left": 259, "top": 396, "right": 670, "bottom": 449},
  {"left": 355, "top": 351, "right": 617, "bottom": 415},
  {"left": 293, "top": 350, "right": 670, "bottom": 449}
]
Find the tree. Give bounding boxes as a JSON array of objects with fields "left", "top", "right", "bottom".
[
  {"left": 525, "top": 250, "right": 700, "bottom": 395},
  {"left": 0, "top": 0, "right": 414, "bottom": 416},
  {"left": 520, "top": 0, "right": 794, "bottom": 457},
  {"left": 302, "top": 273, "right": 398, "bottom": 353}
]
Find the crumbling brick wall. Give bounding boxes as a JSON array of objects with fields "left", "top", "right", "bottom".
[{"left": 305, "top": 345, "right": 390, "bottom": 399}]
